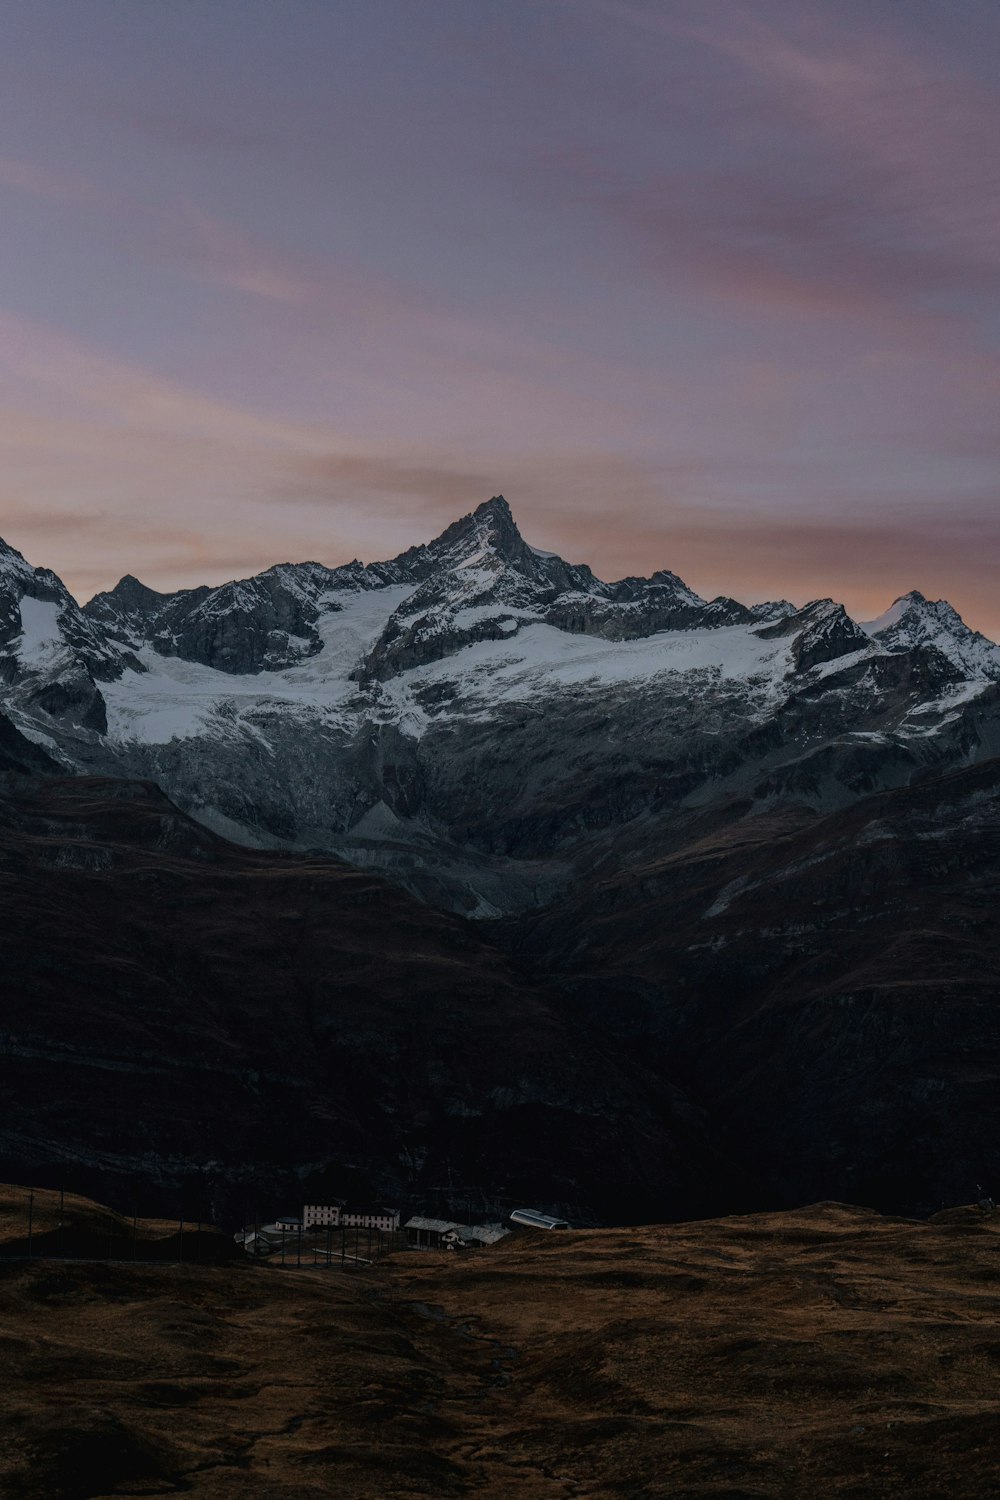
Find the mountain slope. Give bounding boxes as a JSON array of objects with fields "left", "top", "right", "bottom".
[
  {"left": 4, "top": 1196, "right": 1000, "bottom": 1500},
  {"left": 0, "top": 771, "right": 738, "bottom": 1225},
  {"left": 518, "top": 754, "right": 1000, "bottom": 1214}
]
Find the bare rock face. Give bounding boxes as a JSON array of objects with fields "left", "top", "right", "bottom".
[
  {"left": 0, "top": 710, "right": 60, "bottom": 781},
  {"left": 87, "top": 566, "right": 334, "bottom": 674}
]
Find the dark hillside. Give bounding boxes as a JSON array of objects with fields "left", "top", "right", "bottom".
[
  {"left": 522, "top": 757, "right": 1000, "bottom": 1214},
  {"left": 0, "top": 773, "right": 726, "bottom": 1225}
]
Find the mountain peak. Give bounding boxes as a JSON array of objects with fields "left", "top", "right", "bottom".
[
  {"left": 110, "top": 574, "right": 168, "bottom": 603},
  {"left": 462, "top": 493, "right": 524, "bottom": 558},
  {"left": 0, "top": 536, "right": 36, "bottom": 585},
  {"left": 863, "top": 591, "right": 965, "bottom": 639},
  {"left": 473, "top": 494, "right": 513, "bottom": 522},
  {"left": 861, "top": 590, "right": 1000, "bottom": 680}
]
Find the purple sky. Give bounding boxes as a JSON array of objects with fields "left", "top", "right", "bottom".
[{"left": 1, "top": 0, "right": 999, "bottom": 632}]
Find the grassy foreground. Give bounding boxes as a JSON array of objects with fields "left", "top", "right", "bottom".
[{"left": 1, "top": 1191, "right": 999, "bottom": 1497}]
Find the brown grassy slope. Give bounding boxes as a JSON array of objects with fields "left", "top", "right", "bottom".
[
  {"left": 0, "top": 1183, "right": 232, "bottom": 1261},
  {"left": 3, "top": 1193, "right": 1000, "bottom": 1498},
  {"left": 391, "top": 1203, "right": 1000, "bottom": 1499}
]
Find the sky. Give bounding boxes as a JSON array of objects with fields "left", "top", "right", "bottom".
[{"left": 0, "top": 0, "right": 998, "bottom": 633}]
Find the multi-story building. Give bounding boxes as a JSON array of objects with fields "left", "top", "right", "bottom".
[{"left": 303, "top": 1204, "right": 399, "bottom": 1233}]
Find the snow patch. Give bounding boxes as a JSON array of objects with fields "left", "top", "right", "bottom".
[
  {"left": 99, "top": 583, "right": 417, "bottom": 745},
  {"left": 860, "top": 596, "right": 913, "bottom": 635},
  {"left": 394, "top": 621, "right": 793, "bottom": 706},
  {"left": 17, "top": 597, "right": 67, "bottom": 668}
]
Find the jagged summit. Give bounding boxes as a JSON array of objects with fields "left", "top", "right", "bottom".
[
  {"left": 350, "top": 495, "right": 758, "bottom": 681},
  {"left": 862, "top": 591, "right": 1000, "bottom": 681},
  {"left": 383, "top": 493, "right": 597, "bottom": 595},
  {"left": 472, "top": 492, "right": 515, "bottom": 528},
  {"left": 0, "top": 535, "right": 34, "bottom": 576},
  {"left": 88, "top": 573, "right": 187, "bottom": 623}
]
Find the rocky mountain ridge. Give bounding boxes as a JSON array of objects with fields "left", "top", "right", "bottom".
[{"left": 0, "top": 496, "right": 998, "bottom": 915}]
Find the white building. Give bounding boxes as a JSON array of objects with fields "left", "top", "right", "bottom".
[
  {"left": 303, "top": 1204, "right": 399, "bottom": 1233},
  {"left": 303, "top": 1204, "right": 342, "bottom": 1228},
  {"left": 340, "top": 1207, "right": 399, "bottom": 1233}
]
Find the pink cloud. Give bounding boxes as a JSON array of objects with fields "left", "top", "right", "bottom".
[
  {"left": 552, "top": 1, "right": 1000, "bottom": 334},
  {"left": 0, "top": 155, "right": 112, "bottom": 210}
]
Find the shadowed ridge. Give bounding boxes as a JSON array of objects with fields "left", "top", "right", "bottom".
[
  {"left": 0, "top": 771, "right": 732, "bottom": 1224},
  {"left": 0, "top": 710, "right": 60, "bottom": 781}
]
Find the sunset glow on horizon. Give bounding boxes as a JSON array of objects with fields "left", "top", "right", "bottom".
[{"left": 1, "top": 0, "right": 999, "bottom": 633}]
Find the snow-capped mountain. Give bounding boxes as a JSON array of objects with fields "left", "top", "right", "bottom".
[
  {"left": 862, "top": 590, "right": 1000, "bottom": 681},
  {"left": 0, "top": 536, "right": 142, "bottom": 735},
  {"left": 2, "top": 496, "right": 998, "bottom": 914}
]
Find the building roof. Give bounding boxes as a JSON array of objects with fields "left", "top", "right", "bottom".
[
  {"left": 404, "top": 1216, "right": 463, "bottom": 1234},
  {"left": 510, "top": 1208, "right": 571, "bottom": 1229},
  {"left": 468, "top": 1223, "right": 510, "bottom": 1245}
]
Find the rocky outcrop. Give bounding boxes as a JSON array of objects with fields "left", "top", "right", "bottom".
[
  {"left": 0, "top": 541, "right": 140, "bottom": 684},
  {"left": 0, "top": 542, "right": 148, "bottom": 739},
  {"left": 0, "top": 710, "right": 59, "bottom": 781},
  {"left": 755, "top": 598, "right": 873, "bottom": 673},
  {"left": 88, "top": 566, "right": 338, "bottom": 674}
]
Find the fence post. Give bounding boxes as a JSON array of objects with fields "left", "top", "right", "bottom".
[
  {"left": 58, "top": 1184, "right": 64, "bottom": 1260},
  {"left": 26, "top": 1188, "right": 33, "bottom": 1260}
]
